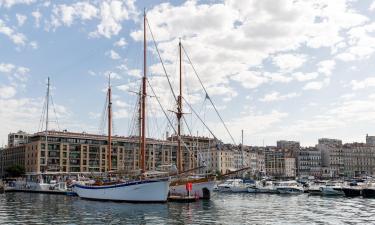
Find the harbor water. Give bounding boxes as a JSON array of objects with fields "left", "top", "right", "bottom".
[{"left": 0, "top": 192, "right": 375, "bottom": 224}]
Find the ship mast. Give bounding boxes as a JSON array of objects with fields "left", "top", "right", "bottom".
[
  {"left": 107, "top": 75, "right": 112, "bottom": 171},
  {"left": 140, "top": 9, "right": 147, "bottom": 173},
  {"left": 177, "top": 40, "right": 183, "bottom": 173},
  {"left": 45, "top": 77, "right": 50, "bottom": 172}
]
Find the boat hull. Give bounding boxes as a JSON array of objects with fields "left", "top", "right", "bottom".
[
  {"left": 342, "top": 188, "right": 361, "bottom": 197},
  {"left": 362, "top": 188, "right": 375, "bottom": 198},
  {"left": 277, "top": 187, "right": 304, "bottom": 194},
  {"left": 169, "top": 180, "right": 215, "bottom": 199},
  {"left": 73, "top": 178, "right": 170, "bottom": 203},
  {"left": 320, "top": 187, "right": 344, "bottom": 196}
]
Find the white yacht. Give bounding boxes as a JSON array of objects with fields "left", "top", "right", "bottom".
[
  {"left": 218, "top": 179, "right": 252, "bottom": 193},
  {"left": 320, "top": 182, "right": 344, "bottom": 196},
  {"left": 248, "top": 181, "right": 278, "bottom": 194},
  {"left": 276, "top": 181, "right": 304, "bottom": 194}
]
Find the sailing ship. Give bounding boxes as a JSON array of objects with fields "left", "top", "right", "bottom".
[
  {"left": 73, "top": 11, "right": 170, "bottom": 202},
  {"left": 166, "top": 40, "right": 216, "bottom": 199}
]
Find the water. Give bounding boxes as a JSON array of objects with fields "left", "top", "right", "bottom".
[{"left": 0, "top": 192, "right": 375, "bottom": 224}]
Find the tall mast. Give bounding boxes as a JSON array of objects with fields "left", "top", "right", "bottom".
[
  {"left": 108, "top": 75, "right": 112, "bottom": 171},
  {"left": 140, "top": 9, "right": 147, "bottom": 173},
  {"left": 45, "top": 77, "right": 50, "bottom": 172},
  {"left": 177, "top": 39, "right": 183, "bottom": 173}
]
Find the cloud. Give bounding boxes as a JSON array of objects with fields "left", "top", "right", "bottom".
[
  {"left": 231, "top": 71, "right": 268, "bottom": 89},
  {"left": 260, "top": 91, "right": 299, "bottom": 102},
  {"left": 51, "top": 2, "right": 98, "bottom": 27},
  {"left": 317, "top": 60, "right": 336, "bottom": 76},
  {"left": 16, "top": 14, "right": 27, "bottom": 26},
  {"left": 31, "top": 10, "right": 42, "bottom": 27},
  {"left": 303, "top": 81, "right": 324, "bottom": 90},
  {"left": 272, "top": 53, "right": 307, "bottom": 72},
  {"left": 0, "top": 19, "right": 27, "bottom": 45},
  {"left": 114, "top": 37, "right": 127, "bottom": 47},
  {"left": 105, "top": 50, "right": 120, "bottom": 60},
  {"left": 350, "top": 77, "right": 375, "bottom": 90},
  {"left": 292, "top": 72, "right": 318, "bottom": 82},
  {"left": 0, "top": 86, "right": 16, "bottom": 98},
  {"left": 0, "top": 63, "right": 15, "bottom": 73},
  {"left": 0, "top": 0, "right": 35, "bottom": 8},
  {"left": 370, "top": 1, "right": 375, "bottom": 11}
]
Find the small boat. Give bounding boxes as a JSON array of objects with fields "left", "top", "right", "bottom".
[
  {"left": 320, "top": 182, "right": 344, "bottom": 196},
  {"left": 248, "top": 181, "right": 278, "bottom": 194},
  {"left": 275, "top": 181, "right": 304, "bottom": 194},
  {"left": 306, "top": 181, "right": 327, "bottom": 195},
  {"left": 218, "top": 179, "right": 253, "bottom": 193}
]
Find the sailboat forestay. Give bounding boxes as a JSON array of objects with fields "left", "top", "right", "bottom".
[{"left": 73, "top": 11, "right": 170, "bottom": 203}]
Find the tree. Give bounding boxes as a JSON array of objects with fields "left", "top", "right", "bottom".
[{"left": 5, "top": 165, "right": 25, "bottom": 177}]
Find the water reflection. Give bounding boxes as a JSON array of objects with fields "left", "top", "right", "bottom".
[{"left": 0, "top": 192, "right": 375, "bottom": 224}]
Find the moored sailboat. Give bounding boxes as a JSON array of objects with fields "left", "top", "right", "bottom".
[{"left": 73, "top": 11, "right": 170, "bottom": 203}]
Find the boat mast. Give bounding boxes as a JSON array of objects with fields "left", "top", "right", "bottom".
[
  {"left": 45, "top": 77, "right": 50, "bottom": 172},
  {"left": 140, "top": 9, "right": 147, "bottom": 173},
  {"left": 177, "top": 39, "right": 183, "bottom": 173},
  {"left": 108, "top": 75, "right": 112, "bottom": 171}
]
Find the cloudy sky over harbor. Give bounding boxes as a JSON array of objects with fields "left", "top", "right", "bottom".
[{"left": 1, "top": 0, "right": 375, "bottom": 146}]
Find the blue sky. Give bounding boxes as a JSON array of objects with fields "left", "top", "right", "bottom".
[{"left": 1, "top": 0, "right": 375, "bottom": 147}]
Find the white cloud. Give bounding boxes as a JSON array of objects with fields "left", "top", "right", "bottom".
[
  {"left": 16, "top": 14, "right": 27, "bottom": 26},
  {"left": 52, "top": 2, "right": 98, "bottom": 27},
  {"left": 29, "top": 41, "right": 38, "bottom": 49},
  {"left": 105, "top": 50, "right": 121, "bottom": 60},
  {"left": 303, "top": 81, "right": 324, "bottom": 90},
  {"left": 317, "top": 60, "right": 336, "bottom": 76},
  {"left": 0, "top": 86, "right": 16, "bottom": 98},
  {"left": 231, "top": 71, "right": 268, "bottom": 89},
  {"left": 272, "top": 53, "right": 307, "bottom": 72},
  {"left": 31, "top": 10, "right": 42, "bottom": 27},
  {"left": 260, "top": 91, "right": 299, "bottom": 102},
  {"left": 0, "top": 0, "right": 35, "bottom": 8},
  {"left": 0, "top": 19, "right": 27, "bottom": 45},
  {"left": 350, "top": 77, "right": 375, "bottom": 90},
  {"left": 292, "top": 72, "right": 318, "bottom": 82},
  {"left": 0, "top": 63, "right": 15, "bottom": 73},
  {"left": 370, "top": 1, "right": 375, "bottom": 11},
  {"left": 114, "top": 37, "right": 127, "bottom": 47}
]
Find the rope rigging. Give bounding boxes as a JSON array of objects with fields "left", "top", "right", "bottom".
[{"left": 181, "top": 44, "right": 237, "bottom": 145}]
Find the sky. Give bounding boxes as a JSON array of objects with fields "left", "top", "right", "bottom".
[{"left": 1, "top": 0, "right": 375, "bottom": 147}]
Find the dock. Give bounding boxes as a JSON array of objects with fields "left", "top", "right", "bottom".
[{"left": 168, "top": 195, "right": 198, "bottom": 203}]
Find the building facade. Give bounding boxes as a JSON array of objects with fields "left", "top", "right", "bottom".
[
  {"left": 317, "top": 138, "right": 343, "bottom": 177},
  {"left": 297, "top": 147, "right": 321, "bottom": 178},
  {"left": 343, "top": 143, "right": 375, "bottom": 177}
]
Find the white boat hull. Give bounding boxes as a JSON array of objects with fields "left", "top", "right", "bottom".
[
  {"left": 73, "top": 178, "right": 170, "bottom": 202},
  {"left": 169, "top": 181, "right": 215, "bottom": 199},
  {"left": 320, "top": 187, "right": 344, "bottom": 196}
]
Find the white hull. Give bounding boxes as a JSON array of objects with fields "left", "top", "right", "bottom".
[
  {"left": 73, "top": 178, "right": 170, "bottom": 202},
  {"left": 320, "top": 187, "right": 344, "bottom": 196},
  {"left": 169, "top": 181, "right": 215, "bottom": 199},
  {"left": 13, "top": 181, "right": 52, "bottom": 191}
]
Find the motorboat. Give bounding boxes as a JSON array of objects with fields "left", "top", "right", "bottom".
[
  {"left": 218, "top": 179, "right": 254, "bottom": 193},
  {"left": 342, "top": 181, "right": 364, "bottom": 197},
  {"left": 275, "top": 181, "right": 304, "bottom": 194},
  {"left": 320, "top": 182, "right": 344, "bottom": 196},
  {"left": 248, "top": 181, "right": 278, "bottom": 194},
  {"left": 306, "top": 181, "right": 327, "bottom": 195}
]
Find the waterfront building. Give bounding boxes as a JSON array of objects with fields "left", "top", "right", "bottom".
[
  {"left": 317, "top": 138, "right": 343, "bottom": 177},
  {"left": 366, "top": 134, "right": 375, "bottom": 146},
  {"left": 277, "top": 140, "right": 300, "bottom": 150},
  {"left": 0, "top": 145, "right": 26, "bottom": 177},
  {"left": 297, "top": 147, "right": 321, "bottom": 178},
  {"left": 265, "top": 147, "right": 296, "bottom": 178},
  {"left": 8, "top": 131, "right": 30, "bottom": 147},
  {"left": 343, "top": 142, "right": 375, "bottom": 177}
]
